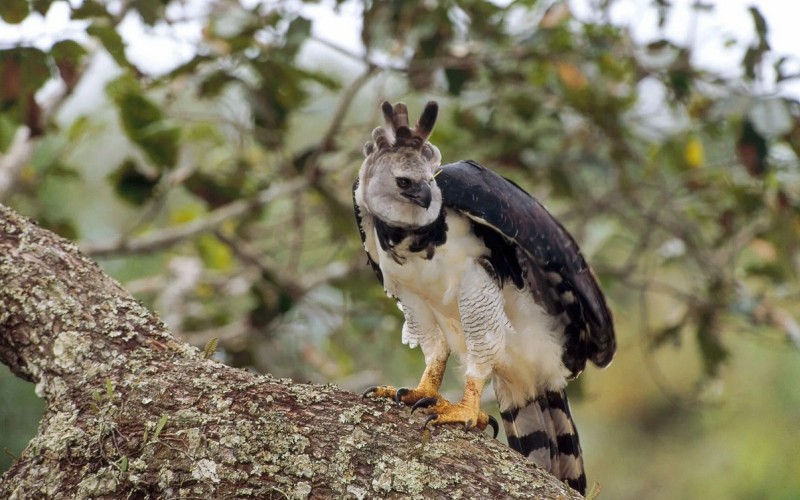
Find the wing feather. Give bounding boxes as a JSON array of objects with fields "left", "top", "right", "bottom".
[{"left": 435, "top": 160, "right": 615, "bottom": 376}]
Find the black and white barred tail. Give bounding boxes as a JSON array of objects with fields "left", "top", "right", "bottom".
[{"left": 500, "top": 390, "right": 586, "bottom": 495}]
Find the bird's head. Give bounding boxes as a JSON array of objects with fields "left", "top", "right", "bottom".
[{"left": 356, "top": 101, "right": 443, "bottom": 228}]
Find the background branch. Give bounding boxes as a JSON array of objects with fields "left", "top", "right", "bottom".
[{"left": 81, "top": 178, "right": 308, "bottom": 257}]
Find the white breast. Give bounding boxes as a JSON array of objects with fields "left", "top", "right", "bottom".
[{"left": 377, "top": 210, "right": 486, "bottom": 318}]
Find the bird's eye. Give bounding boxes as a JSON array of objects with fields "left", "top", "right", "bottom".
[{"left": 396, "top": 177, "right": 412, "bottom": 189}]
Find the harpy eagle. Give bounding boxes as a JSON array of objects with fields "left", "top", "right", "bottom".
[{"left": 354, "top": 101, "right": 615, "bottom": 494}]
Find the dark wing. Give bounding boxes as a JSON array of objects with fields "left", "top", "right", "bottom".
[
  {"left": 435, "top": 160, "right": 615, "bottom": 377},
  {"left": 353, "top": 178, "right": 384, "bottom": 285}
]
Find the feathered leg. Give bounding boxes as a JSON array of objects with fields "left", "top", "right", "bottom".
[
  {"left": 417, "top": 259, "right": 506, "bottom": 436},
  {"left": 363, "top": 297, "right": 450, "bottom": 406}
]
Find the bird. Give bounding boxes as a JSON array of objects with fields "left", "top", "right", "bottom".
[{"left": 354, "top": 100, "right": 615, "bottom": 494}]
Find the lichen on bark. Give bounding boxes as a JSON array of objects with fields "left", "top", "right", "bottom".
[{"left": 0, "top": 204, "right": 582, "bottom": 499}]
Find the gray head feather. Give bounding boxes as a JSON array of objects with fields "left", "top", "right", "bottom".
[{"left": 356, "top": 101, "right": 443, "bottom": 228}]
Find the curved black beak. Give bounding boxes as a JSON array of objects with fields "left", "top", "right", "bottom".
[{"left": 402, "top": 181, "right": 432, "bottom": 209}]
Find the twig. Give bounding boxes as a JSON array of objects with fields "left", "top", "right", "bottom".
[
  {"left": 182, "top": 319, "right": 250, "bottom": 347},
  {"left": 212, "top": 230, "right": 306, "bottom": 301},
  {"left": 309, "top": 65, "right": 378, "bottom": 165},
  {"left": 81, "top": 177, "right": 307, "bottom": 257},
  {"left": 0, "top": 128, "right": 34, "bottom": 200}
]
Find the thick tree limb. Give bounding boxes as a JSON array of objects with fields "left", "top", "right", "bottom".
[{"left": 0, "top": 203, "right": 582, "bottom": 499}]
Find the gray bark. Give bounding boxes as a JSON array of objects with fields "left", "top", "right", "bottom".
[{"left": 0, "top": 203, "right": 582, "bottom": 499}]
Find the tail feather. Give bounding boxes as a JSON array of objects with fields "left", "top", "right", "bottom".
[{"left": 499, "top": 390, "right": 586, "bottom": 495}]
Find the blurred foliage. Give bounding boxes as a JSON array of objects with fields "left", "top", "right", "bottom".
[
  {"left": 0, "top": 367, "right": 44, "bottom": 472},
  {"left": 1, "top": 0, "right": 800, "bottom": 498}
]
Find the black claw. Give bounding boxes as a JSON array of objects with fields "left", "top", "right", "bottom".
[
  {"left": 395, "top": 388, "right": 409, "bottom": 406},
  {"left": 488, "top": 415, "right": 499, "bottom": 439},
  {"left": 422, "top": 414, "right": 439, "bottom": 430},
  {"left": 464, "top": 419, "right": 474, "bottom": 431},
  {"left": 362, "top": 386, "right": 379, "bottom": 399},
  {"left": 411, "top": 397, "right": 438, "bottom": 414}
]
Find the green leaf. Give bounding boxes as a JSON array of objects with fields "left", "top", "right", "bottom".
[
  {"left": 51, "top": 40, "right": 86, "bottom": 88},
  {"left": 0, "top": 114, "right": 18, "bottom": 153},
  {"left": 107, "top": 158, "right": 160, "bottom": 206},
  {"left": 32, "top": 0, "right": 54, "bottom": 16},
  {"left": 547, "top": 164, "right": 574, "bottom": 198},
  {"left": 72, "top": 0, "right": 109, "bottom": 19},
  {"left": 0, "top": 48, "right": 51, "bottom": 94},
  {"left": 668, "top": 67, "right": 692, "bottom": 102},
  {"left": 285, "top": 16, "right": 311, "bottom": 54},
  {"left": 0, "top": 47, "right": 51, "bottom": 127},
  {"left": 696, "top": 308, "right": 728, "bottom": 378},
  {"left": 744, "top": 262, "right": 786, "bottom": 282},
  {"left": 199, "top": 70, "right": 234, "bottom": 98},
  {"left": 197, "top": 234, "right": 233, "bottom": 271},
  {"left": 107, "top": 75, "right": 180, "bottom": 168},
  {"left": 160, "top": 54, "right": 212, "bottom": 81},
  {"left": 30, "top": 135, "right": 68, "bottom": 174},
  {"left": 50, "top": 39, "right": 87, "bottom": 64},
  {"left": 134, "top": 120, "right": 181, "bottom": 168},
  {"left": 87, "top": 19, "right": 130, "bottom": 69},
  {"left": 444, "top": 66, "right": 472, "bottom": 96},
  {"left": 106, "top": 75, "right": 153, "bottom": 118},
  {"left": 743, "top": 46, "right": 761, "bottom": 80},
  {"left": 749, "top": 6, "right": 769, "bottom": 48},
  {"left": 277, "top": 292, "right": 294, "bottom": 314},
  {"left": 40, "top": 218, "right": 79, "bottom": 240},
  {"left": 132, "top": 0, "right": 165, "bottom": 26},
  {"left": 117, "top": 91, "right": 162, "bottom": 134},
  {"left": 153, "top": 414, "right": 168, "bottom": 440},
  {"left": 736, "top": 120, "right": 768, "bottom": 177},
  {"left": 67, "top": 115, "right": 90, "bottom": 142},
  {"left": 650, "top": 322, "right": 683, "bottom": 349},
  {"left": 0, "top": 0, "right": 30, "bottom": 24}
]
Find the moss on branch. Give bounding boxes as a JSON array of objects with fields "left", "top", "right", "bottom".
[{"left": 0, "top": 204, "right": 581, "bottom": 499}]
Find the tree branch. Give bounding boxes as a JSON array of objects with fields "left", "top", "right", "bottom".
[
  {"left": 0, "top": 203, "right": 582, "bottom": 499},
  {"left": 0, "top": 128, "right": 34, "bottom": 201},
  {"left": 80, "top": 178, "right": 307, "bottom": 257}
]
